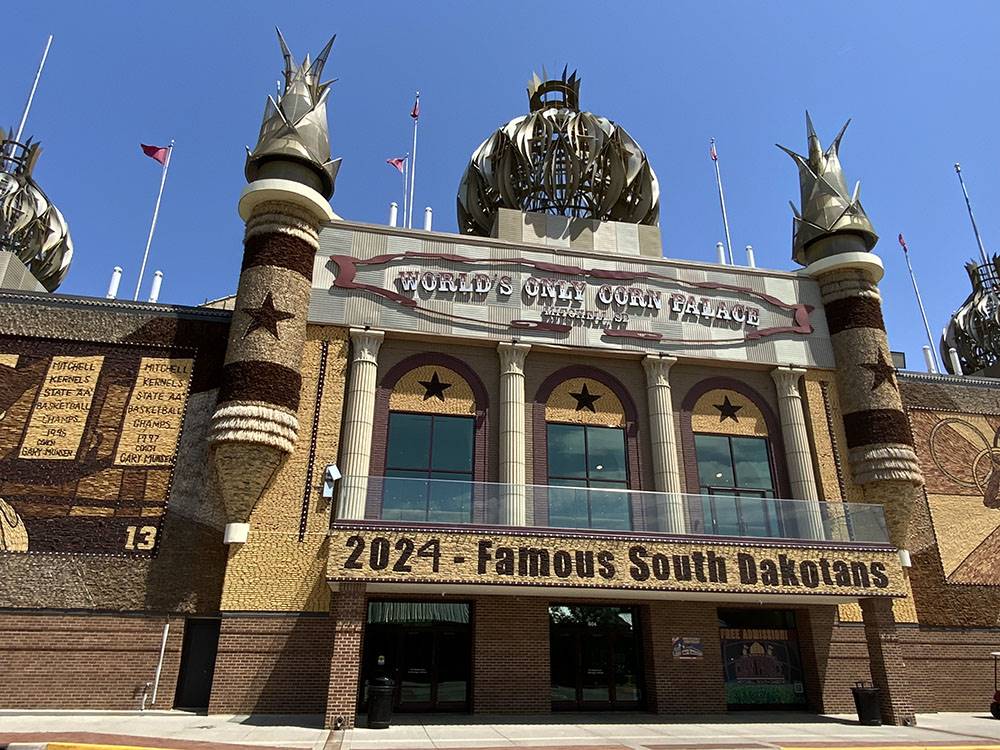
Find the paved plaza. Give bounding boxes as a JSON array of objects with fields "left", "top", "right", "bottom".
[{"left": 3, "top": 712, "right": 1000, "bottom": 750}]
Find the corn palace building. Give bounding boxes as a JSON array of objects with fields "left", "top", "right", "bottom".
[{"left": 2, "top": 35, "right": 1000, "bottom": 728}]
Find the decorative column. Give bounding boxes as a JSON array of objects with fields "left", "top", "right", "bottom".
[
  {"left": 642, "top": 355, "right": 684, "bottom": 533},
  {"left": 498, "top": 342, "right": 530, "bottom": 526},
  {"left": 207, "top": 32, "right": 341, "bottom": 540},
  {"left": 812, "top": 257, "right": 923, "bottom": 545},
  {"left": 336, "top": 329, "right": 384, "bottom": 520},
  {"left": 771, "top": 366, "right": 825, "bottom": 540},
  {"left": 209, "top": 194, "right": 329, "bottom": 531}
]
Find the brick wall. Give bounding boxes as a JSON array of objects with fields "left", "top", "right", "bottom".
[
  {"left": 208, "top": 613, "right": 334, "bottom": 714},
  {"left": 0, "top": 611, "right": 184, "bottom": 710},
  {"left": 473, "top": 596, "right": 551, "bottom": 713},
  {"left": 4, "top": 598, "right": 1000, "bottom": 717},
  {"left": 643, "top": 600, "right": 727, "bottom": 713},
  {"left": 798, "top": 605, "right": 868, "bottom": 713}
]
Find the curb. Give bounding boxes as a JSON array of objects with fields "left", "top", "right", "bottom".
[{"left": 780, "top": 747, "right": 1000, "bottom": 750}]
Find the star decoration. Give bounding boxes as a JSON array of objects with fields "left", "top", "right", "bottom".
[
  {"left": 861, "top": 350, "right": 898, "bottom": 392},
  {"left": 714, "top": 395, "right": 743, "bottom": 423},
  {"left": 241, "top": 292, "right": 294, "bottom": 339},
  {"left": 418, "top": 371, "right": 452, "bottom": 402},
  {"left": 569, "top": 383, "right": 602, "bottom": 413}
]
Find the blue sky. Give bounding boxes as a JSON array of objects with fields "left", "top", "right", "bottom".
[{"left": 5, "top": 1, "right": 999, "bottom": 370}]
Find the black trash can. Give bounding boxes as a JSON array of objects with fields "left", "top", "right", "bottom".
[
  {"left": 851, "top": 681, "right": 882, "bottom": 726},
  {"left": 367, "top": 676, "right": 395, "bottom": 729}
]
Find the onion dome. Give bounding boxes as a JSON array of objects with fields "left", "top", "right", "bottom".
[
  {"left": 0, "top": 132, "right": 73, "bottom": 291},
  {"left": 457, "top": 69, "right": 660, "bottom": 237},
  {"left": 778, "top": 113, "right": 877, "bottom": 267},
  {"left": 245, "top": 29, "right": 341, "bottom": 199},
  {"left": 941, "top": 256, "right": 1000, "bottom": 375}
]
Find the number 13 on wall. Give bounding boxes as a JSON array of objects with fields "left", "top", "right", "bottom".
[{"left": 125, "top": 525, "right": 158, "bottom": 551}]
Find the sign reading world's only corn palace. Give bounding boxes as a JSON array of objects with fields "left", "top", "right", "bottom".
[
  {"left": 309, "top": 229, "right": 834, "bottom": 369},
  {"left": 0, "top": 335, "right": 193, "bottom": 556}
]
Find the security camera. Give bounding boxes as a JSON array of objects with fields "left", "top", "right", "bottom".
[{"left": 322, "top": 464, "right": 341, "bottom": 498}]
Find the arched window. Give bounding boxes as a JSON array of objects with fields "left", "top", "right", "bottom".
[
  {"left": 534, "top": 368, "right": 641, "bottom": 531},
  {"left": 681, "top": 379, "right": 789, "bottom": 537},
  {"left": 371, "top": 356, "right": 488, "bottom": 524}
]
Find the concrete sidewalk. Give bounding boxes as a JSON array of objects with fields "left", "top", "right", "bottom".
[
  {"left": 0, "top": 711, "right": 328, "bottom": 750},
  {"left": 345, "top": 712, "right": 1000, "bottom": 750},
  {"left": 3, "top": 711, "right": 1000, "bottom": 750}
]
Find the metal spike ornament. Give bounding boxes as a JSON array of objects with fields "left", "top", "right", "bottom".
[
  {"left": 777, "top": 113, "right": 877, "bottom": 266},
  {"left": 245, "top": 29, "right": 341, "bottom": 199},
  {"left": 457, "top": 69, "right": 659, "bottom": 236},
  {"left": 0, "top": 130, "right": 73, "bottom": 291},
  {"left": 941, "top": 255, "right": 1000, "bottom": 375}
]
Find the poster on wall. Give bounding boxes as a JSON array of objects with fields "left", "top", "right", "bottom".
[
  {"left": 910, "top": 407, "right": 1000, "bottom": 585},
  {"left": 0, "top": 336, "right": 194, "bottom": 556},
  {"left": 672, "top": 637, "right": 704, "bottom": 660}
]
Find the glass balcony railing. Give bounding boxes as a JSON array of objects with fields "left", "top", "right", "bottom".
[{"left": 334, "top": 475, "right": 890, "bottom": 545}]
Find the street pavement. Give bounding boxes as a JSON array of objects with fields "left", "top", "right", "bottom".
[{"left": 3, "top": 711, "right": 1000, "bottom": 750}]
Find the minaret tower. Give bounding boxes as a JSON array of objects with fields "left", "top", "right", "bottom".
[
  {"left": 208, "top": 30, "right": 340, "bottom": 539},
  {"left": 779, "top": 114, "right": 923, "bottom": 541},
  {"left": 780, "top": 114, "right": 921, "bottom": 725}
]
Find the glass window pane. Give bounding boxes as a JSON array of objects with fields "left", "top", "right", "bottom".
[
  {"left": 731, "top": 437, "right": 775, "bottom": 490},
  {"left": 710, "top": 491, "right": 741, "bottom": 536},
  {"left": 383, "top": 471, "right": 429, "bottom": 521},
  {"left": 695, "top": 434, "right": 735, "bottom": 488},
  {"left": 547, "top": 424, "right": 587, "bottom": 478},
  {"left": 431, "top": 416, "right": 474, "bottom": 473},
  {"left": 387, "top": 413, "right": 432, "bottom": 470},
  {"left": 585, "top": 426, "right": 627, "bottom": 482},
  {"left": 589, "top": 488, "right": 631, "bottom": 531},
  {"left": 427, "top": 475, "right": 472, "bottom": 523},
  {"left": 737, "top": 494, "right": 771, "bottom": 537},
  {"left": 548, "top": 484, "right": 590, "bottom": 529}
]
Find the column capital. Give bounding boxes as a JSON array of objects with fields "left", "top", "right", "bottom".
[
  {"left": 771, "top": 365, "right": 806, "bottom": 398},
  {"left": 498, "top": 342, "right": 531, "bottom": 375},
  {"left": 642, "top": 354, "right": 678, "bottom": 387},
  {"left": 239, "top": 178, "right": 336, "bottom": 224},
  {"left": 349, "top": 328, "right": 385, "bottom": 364},
  {"left": 802, "top": 250, "right": 884, "bottom": 284}
]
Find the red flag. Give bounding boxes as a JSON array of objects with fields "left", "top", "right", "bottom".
[
  {"left": 710, "top": 141, "right": 718, "bottom": 161},
  {"left": 898, "top": 233, "right": 908, "bottom": 253},
  {"left": 141, "top": 143, "right": 169, "bottom": 165},
  {"left": 410, "top": 93, "right": 420, "bottom": 120},
  {"left": 386, "top": 157, "right": 406, "bottom": 173}
]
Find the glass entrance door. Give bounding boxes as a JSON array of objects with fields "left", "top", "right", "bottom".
[
  {"left": 398, "top": 629, "right": 434, "bottom": 709},
  {"left": 549, "top": 605, "right": 644, "bottom": 710},
  {"left": 361, "top": 601, "right": 471, "bottom": 713}
]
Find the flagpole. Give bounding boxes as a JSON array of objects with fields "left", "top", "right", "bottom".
[
  {"left": 401, "top": 153, "right": 409, "bottom": 231},
  {"left": 898, "top": 233, "right": 942, "bottom": 373},
  {"left": 6, "top": 34, "right": 53, "bottom": 169},
  {"left": 134, "top": 141, "right": 174, "bottom": 301},
  {"left": 954, "top": 163, "right": 991, "bottom": 268},
  {"left": 407, "top": 92, "right": 419, "bottom": 229},
  {"left": 711, "top": 138, "right": 735, "bottom": 264}
]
